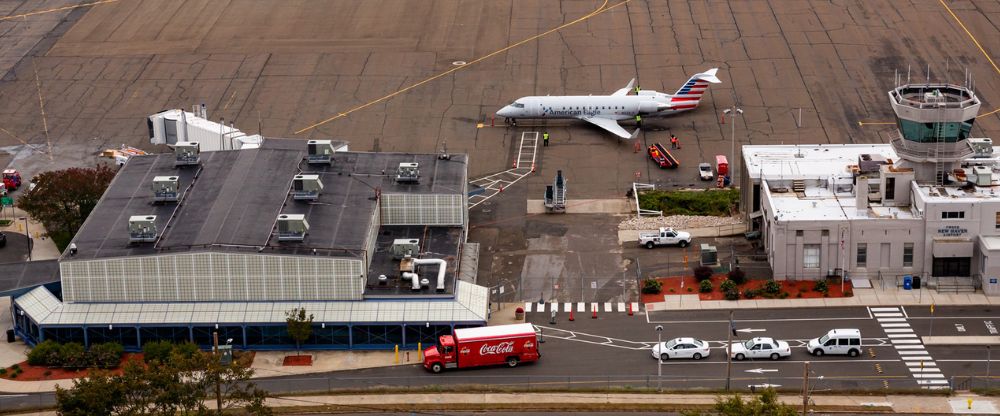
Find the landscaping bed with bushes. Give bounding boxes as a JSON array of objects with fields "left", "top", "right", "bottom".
[
  {"left": 1, "top": 341, "right": 137, "bottom": 381},
  {"left": 640, "top": 268, "right": 854, "bottom": 304}
]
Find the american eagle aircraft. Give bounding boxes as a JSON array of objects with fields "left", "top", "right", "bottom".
[{"left": 496, "top": 68, "right": 721, "bottom": 139}]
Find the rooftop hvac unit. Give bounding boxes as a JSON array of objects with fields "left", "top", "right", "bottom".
[
  {"left": 276, "top": 214, "right": 309, "bottom": 241},
  {"left": 391, "top": 238, "right": 420, "bottom": 259},
  {"left": 969, "top": 138, "right": 994, "bottom": 158},
  {"left": 291, "top": 174, "right": 323, "bottom": 201},
  {"left": 152, "top": 176, "right": 180, "bottom": 202},
  {"left": 128, "top": 215, "right": 158, "bottom": 243},
  {"left": 174, "top": 141, "right": 200, "bottom": 166},
  {"left": 973, "top": 166, "right": 992, "bottom": 186},
  {"left": 307, "top": 140, "right": 335, "bottom": 164},
  {"left": 396, "top": 162, "right": 419, "bottom": 183}
]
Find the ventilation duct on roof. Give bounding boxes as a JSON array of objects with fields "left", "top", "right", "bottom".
[
  {"left": 128, "top": 215, "right": 158, "bottom": 243},
  {"left": 276, "top": 214, "right": 309, "bottom": 241},
  {"left": 291, "top": 174, "right": 323, "bottom": 201},
  {"left": 174, "top": 141, "right": 200, "bottom": 166},
  {"left": 152, "top": 176, "right": 180, "bottom": 202},
  {"left": 395, "top": 162, "right": 419, "bottom": 183},
  {"left": 307, "top": 140, "right": 335, "bottom": 164}
]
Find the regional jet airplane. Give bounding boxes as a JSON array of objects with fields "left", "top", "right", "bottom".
[{"left": 496, "top": 68, "right": 721, "bottom": 139}]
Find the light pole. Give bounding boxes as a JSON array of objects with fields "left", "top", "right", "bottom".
[
  {"left": 988, "top": 345, "right": 992, "bottom": 389},
  {"left": 19, "top": 217, "right": 30, "bottom": 261},
  {"left": 655, "top": 325, "right": 663, "bottom": 392},
  {"left": 726, "top": 310, "right": 734, "bottom": 391},
  {"left": 723, "top": 107, "right": 743, "bottom": 187}
]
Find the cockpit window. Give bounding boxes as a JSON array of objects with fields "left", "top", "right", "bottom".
[{"left": 512, "top": 102, "right": 525, "bottom": 108}]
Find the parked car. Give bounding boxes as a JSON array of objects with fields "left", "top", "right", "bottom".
[
  {"left": 698, "top": 162, "right": 714, "bottom": 180},
  {"left": 651, "top": 337, "right": 711, "bottom": 360},
  {"left": 808, "top": 329, "right": 862, "bottom": 357},
  {"left": 730, "top": 337, "right": 791, "bottom": 360},
  {"left": 0, "top": 231, "right": 6, "bottom": 248}
]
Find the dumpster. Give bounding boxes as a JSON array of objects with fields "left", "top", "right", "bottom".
[
  {"left": 903, "top": 275, "right": 912, "bottom": 290},
  {"left": 913, "top": 275, "right": 921, "bottom": 289}
]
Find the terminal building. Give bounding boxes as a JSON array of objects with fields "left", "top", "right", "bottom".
[
  {"left": 11, "top": 138, "right": 487, "bottom": 350},
  {"left": 740, "top": 82, "right": 1000, "bottom": 294}
]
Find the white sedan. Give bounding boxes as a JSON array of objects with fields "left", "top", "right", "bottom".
[
  {"left": 651, "top": 337, "right": 711, "bottom": 361},
  {"left": 729, "top": 337, "right": 791, "bottom": 361}
]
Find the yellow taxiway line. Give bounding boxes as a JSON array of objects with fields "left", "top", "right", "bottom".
[{"left": 0, "top": 0, "right": 120, "bottom": 22}]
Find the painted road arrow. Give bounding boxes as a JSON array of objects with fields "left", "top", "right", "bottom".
[
  {"left": 736, "top": 328, "right": 766, "bottom": 333},
  {"left": 745, "top": 368, "right": 779, "bottom": 374}
]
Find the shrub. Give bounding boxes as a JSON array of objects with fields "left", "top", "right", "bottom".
[
  {"left": 10, "top": 364, "right": 20, "bottom": 371},
  {"left": 88, "top": 342, "right": 124, "bottom": 369},
  {"left": 779, "top": 292, "right": 789, "bottom": 299},
  {"left": 845, "top": 290, "right": 854, "bottom": 297},
  {"left": 28, "top": 340, "right": 61, "bottom": 366},
  {"left": 699, "top": 280, "right": 713, "bottom": 293},
  {"left": 171, "top": 342, "right": 201, "bottom": 361},
  {"left": 0, "top": 368, "right": 6, "bottom": 375},
  {"left": 687, "top": 287, "right": 694, "bottom": 293},
  {"left": 720, "top": 279, "right": 737, "bottom": 293},
  {"left": 796, "top": 292, "right": 803, "bottom": 298},
  {"left": 668, "top": 288, "right": 675, "bottom": 293},
  {"left": 143, "top": 340, "right": 175, "bottom": 364},
  {"left": 724, "top": 289, "right": 740, "bottom": 301},
  {"left": 9, "top": 373, "right": 16, "bottom": 379},
  {"left": 60, "top": 343, "right": 88, "bottom": 370},
  {"left": 43, "top": 370, "right": 52, "bottom": 377},
  {"left": 763, "top": 280, "right": 781, "bottom": 295},
  {"left": 642, "top": 278, "right": 663, "bottom": 294},
  {"left": 813, "top": 280, "right": 829, "bottom": 295},
  {"left": 743, "top": 288, "right": 757, "bottom": 299},
  {"left": 694, "top": 266, "right": 714, "bottom": 282},
  {"left": 727, "top": 268, "right": 746, "bottom": 285}
]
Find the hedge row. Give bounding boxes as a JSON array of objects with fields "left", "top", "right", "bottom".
[{"left": 27, "top": 341, "right": 123, "bottom": 369}]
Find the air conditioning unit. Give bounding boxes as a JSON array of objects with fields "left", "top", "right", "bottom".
[
  {"left": 969, "top": 138, "right": 994, "bottom": 158},
  {"left": 276, "top": 214, "right": 309, "bottom": 241},
  {"left": 152, "top": 176, "right": 179, "bottom": 202},
  {"left": 128, "top": 215, "right": 158, "bottom": 243},
  {"left": 291, "top": 174, "right": 323, "bottom": 201},
  {"left": 395, "top": 162, "right": 419, "bottom": 183},
  {"left": 307, "top": 140, "right": 335, "bottom": 164},
  {"left": 973, "top": 166, "right": 992, "bottom": 186},
  {"left": 391, "top": 238, "right": 420, "bottom": 259},
  {"left": 174, "top": 141, "right": 200, "bottom": 166}
]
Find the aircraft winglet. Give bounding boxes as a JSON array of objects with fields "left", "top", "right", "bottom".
[
  {"left": 612, "top": 78, "right": 637, "bottom": 96},
  {"left": 695, "top": 68, "right": 722, "bottom": 84},
  {"left": 629, "top": 128, "right": 640, "bottom": 140}
]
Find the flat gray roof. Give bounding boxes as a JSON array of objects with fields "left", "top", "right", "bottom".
[{"left": 66, "top": 142, "right": 467, "bottom": 261}]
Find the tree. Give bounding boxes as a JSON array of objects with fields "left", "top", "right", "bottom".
[
  {"left": 286, "top": 307, "right": 314, "bottom": 356},
  {"left": 682, "top": 388, "right": 798, "bottom": 416},
  {"left": 16, "top": 164, "right": 116, "bottom": 249}
]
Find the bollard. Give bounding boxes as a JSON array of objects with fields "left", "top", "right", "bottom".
[
  {"left": 627, "top": 302, "right": 633, "bottom": 316},
  {"left": 569, "top": 308, "right": 575, "bottom": 321},
  {"left": 491, "top": 116, "right": 495, "bottom": 127},
  {"left": 499, "top": 184, "right": 504, "bottom": 192},
  {"left": 968, "top": 398, "right": 973, "bottom": 409},
  {"left": 394, "top": 345, "right": 399, "bottom": 364},
  {"left": 512, "top": 159, "right": 517, "bottom": 169},
  {"left": 418, "top": 342, "right": 423, "bottom": 361},
  {"left": 531, "top": 163, "right": 536, "bottom": 173},
  {"left": 406, "top": 351, "right": 410, "bottom": 362},
  {"left": 592, "top": 304, "right": 597, "bottom": 319},
  {"left": 720, "top": 113, "right": 725, "bottom": 124}
]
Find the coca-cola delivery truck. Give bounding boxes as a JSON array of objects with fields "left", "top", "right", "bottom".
[{"left": 423, "top": 323, "right": 540, "bottom": 373}]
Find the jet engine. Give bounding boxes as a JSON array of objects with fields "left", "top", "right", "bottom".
[{"left": 638, "top": 101, "right": 661, "bottom": 113}]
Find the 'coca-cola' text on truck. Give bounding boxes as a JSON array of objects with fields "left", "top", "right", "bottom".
[{"left": 423, "top": 323, "right": 540, "bottom": 373}]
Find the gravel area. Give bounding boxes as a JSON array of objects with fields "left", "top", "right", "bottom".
[{"left": 618, "top": 215, "right": 743, "bottom": 230}]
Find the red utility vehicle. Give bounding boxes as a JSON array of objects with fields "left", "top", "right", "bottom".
[
  {"left": 2, "top": 169, "right": 21, "bottom": 192},
  {"left": 647, "top": 143, "right": 679, "bottom": 169},
  {"left": 423, "top": 323, "right": 540, "bottom": 373},
  {"left": 715, "top": 155, "right": 729, "bottom": 177}
]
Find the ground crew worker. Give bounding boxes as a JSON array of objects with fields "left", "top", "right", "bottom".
[
  {"left": 635, "top": 84, "right": 641, "bottom": 94},
  {"left": 635, "top": 114, "right": 642, "bottom": 127},
  {"left": 670, "top": 134, "right": 679, "bottom": 149},
  {"left": 543, "top": 132, "right": 549, "bottom": 146}
]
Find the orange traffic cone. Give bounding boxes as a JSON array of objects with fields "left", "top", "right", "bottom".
[
  {"left": 591, "top": 305, "right": 597, "bottom": 319},
  {"left": 627, "top": 302, "right": 634, "bottom": 316},
  {"left": 568, "top": 308, "right": 575, "bottom": 321}
]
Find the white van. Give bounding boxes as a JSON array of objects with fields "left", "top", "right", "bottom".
[{"left": 808, "top": 329, "right": 862, "bottom": 357}]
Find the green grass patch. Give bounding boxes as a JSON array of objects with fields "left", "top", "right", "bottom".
[
  {"left": 49, "top": 230, "right": 73, "bottom": 253},
  {"left": 0, "top": 219, "right": 11, "bottom": 227},
  {"left": 638, "top": 188, "right": 739, "bottom": 216}
]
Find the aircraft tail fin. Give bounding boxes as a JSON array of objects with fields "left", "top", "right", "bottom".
[{"left": 671, "top": 68, "right": 721, "bottom": 107}]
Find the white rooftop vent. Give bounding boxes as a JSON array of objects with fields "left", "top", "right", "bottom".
[
  {"left": 396, "top": 162, "right": 419, "bottom": 183},
  {"left": 174, "top": 141, "right": 200, "bottom": 166},
  {"left": 973, "top": 166, "right": 992, "bottom": 186},
  {"left": 307, "top": 140, "right": 335, "bottom": 164},
  {"left": 291, "top": 174, "right": 323, "bottom": 201},
  {"left": 152, "top": 176, "right": 180, "bottom": 202},
  {"left": 276, "top": 214, "right": 309, "bottom": 241},
  {"left": 128, "top": 215, "right": 158, "bottom": 243},
  {"left": 391, "top": 238, "right": 420, "bottom": 259},
  {"left": 969, "top": 138, "right": 994, "bottom": 158}
]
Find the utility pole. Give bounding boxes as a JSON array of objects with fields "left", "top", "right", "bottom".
[
  {"left": 726, "top": 310, "right": 734, "bottom": 391},
  {"left": 214, "top": 331, "right": 222, "bottom": 415},
  {"left": 656, "top": 325, "right": 663, "bottom": 392},
  {"left": 802, "top": 361, "right": 810, "bottom": 416}
]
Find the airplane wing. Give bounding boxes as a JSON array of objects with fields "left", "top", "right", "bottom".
[
  {"left": 611, "top": 78, "right": 636, "bottom": 96},
  {"left": 581, "top": 117, "right": 639, "bottom": 139}
]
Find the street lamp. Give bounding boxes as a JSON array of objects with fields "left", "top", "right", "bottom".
[
  {"left": 723, "top": 107, "right": 743, "bottom": 187},
  {"left": 655, "top": 325, "right": 663, "bottom": 392},
  {"left": 19, "top": 217, "right": 30, "bottom": 261}
]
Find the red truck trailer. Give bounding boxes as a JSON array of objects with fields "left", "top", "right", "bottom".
[
  {"left": 423, "top": 323, "right": 540, "bottom": 373},
  {"left": 647, "top": 143, "right": 679, "bottom": 169},
  {"left": 715, "top": 155, "right": 729, "bottom": 177}
]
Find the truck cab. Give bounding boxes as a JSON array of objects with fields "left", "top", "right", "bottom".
[
  {"left": 423, "top": 335, "right": 457, "bottom": 373},
  {"left": 639, "top": 227, "right": 692, "bottom": 249}
]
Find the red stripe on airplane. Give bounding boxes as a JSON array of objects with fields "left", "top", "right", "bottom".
[
  {"left": 671, "top": 97, "right": 701, "bottom": 102},
  {"left": 671, "top": 104, "right": 698, "bottom": 110}
]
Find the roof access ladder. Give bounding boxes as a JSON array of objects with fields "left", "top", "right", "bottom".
[{"left": 544, "top": 170, "right": 567, "bottom": 213}]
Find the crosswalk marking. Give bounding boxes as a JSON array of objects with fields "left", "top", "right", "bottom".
[
  {"left": 873, "top": 312, "right": 904, "bottom": 317},
  {"left": 881, "top": 323, "right": 911, "bottom": 327},
  {"left": 877, "top": 317, "right": 907, "bottom": 322},
  {"left": 871, "top": 307, "right": 902, "bottom": 312},
  {"left": 871, "top": 306, "right": 944, "bottom": 390}
]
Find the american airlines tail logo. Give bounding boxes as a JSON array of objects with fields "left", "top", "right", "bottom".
[{"left": 479, "top": 341, "right": 515, "bottom": 355}]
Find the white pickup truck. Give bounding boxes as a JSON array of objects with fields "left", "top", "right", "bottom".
[{"left": 639, "top": 227, "right": 692, "bottom": 249}]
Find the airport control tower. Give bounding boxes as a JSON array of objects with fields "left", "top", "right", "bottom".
[{"left": 888, "top": 83, "right": 981, "bottom": 184}]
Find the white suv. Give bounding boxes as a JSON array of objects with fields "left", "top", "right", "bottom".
[{"left": 808, "top": 329, "right": 862, "bottom": 357}]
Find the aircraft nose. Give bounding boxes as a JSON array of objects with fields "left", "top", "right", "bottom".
[{"left": 497, "top": 106, "right": 512, "bottom": 117}]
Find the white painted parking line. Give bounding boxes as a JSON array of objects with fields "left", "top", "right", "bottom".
[
  {"left": 550, "top": 302, "right": 558, "bottom": 313},
  {"left": 874, "top": 312, "right": 904, "bottom": 317},
  {"left": 870, "top": 307, "right": 901, "bottom": 312},
  {"left": 631, "top": 302, "right": 640, "bottom": 313},
  {"left": 617, "top": 302, "right": 626, "bottom": 312},
  {"left": 901, "top": 356, "right": 934, "bottom": 360},
  {"left": 590, "top": 303, "right": 598, "bottom": 313},
  {"left": 887, "top": 333, "right": 918, "bottom": 338},
  {"left": 564, "top": 303, "right": 572, "bottom": 312},
  {"left": 883, "top": 328, "right": 915, "bottom": 333},
  {"left": 897, "top": 350, "right": 929, "bottom": 355},
  {"left": 577, "top": 302, "right": 585, "bottom": 312},
  {"left": 880, "top": 323, "right": 911, "bottom": 328},
  {"left": 603, "top": 302, "right": 612, "bottom": 312},
  {"left": 524, "top": 302, "right": 533, "bottom": 313},
  {"left": 891, "top": 339, "right": 922, "bottom": 344},
  {"left": 877, "top": 317, "right": 907, "bottom": 322}
]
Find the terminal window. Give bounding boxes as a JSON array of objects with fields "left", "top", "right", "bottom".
[
  {"left": 803, "top": 245, "right": 820, "bottom": 269},
  {"left": 903, "top": 243, "right": 914, "bottom": 267},
  {"left": 856, "top": 243, "right": 867, "bottom": 268},
  {"left": 995, "top": 212, "right": 1000, "bottom": 229},
  {"left": 941, "top": 211, "right": 965, "bottom": 219}
]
